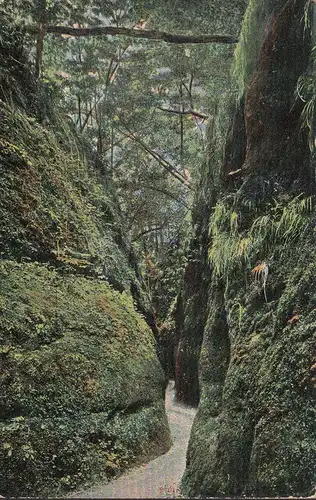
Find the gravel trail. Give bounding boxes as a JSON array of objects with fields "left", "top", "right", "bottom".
[{"left": 72, "top": 381, "right": 196, "bottom": 498}]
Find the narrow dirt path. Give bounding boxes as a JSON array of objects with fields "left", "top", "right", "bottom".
[{"left": 73, "top": 381, "right": 196, "bottom": 498}]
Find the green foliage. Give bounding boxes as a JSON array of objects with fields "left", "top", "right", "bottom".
[
  {"left": 0, "top": 260, "right": 171, "bottom": 495},
  {"left": 209, "top": 195, "right": 313, "bottom": 280},
  {"left": 297, "top": 46, "right": 316, "bottom": 150},
  {"left": 0, "top": 101, "right": 139, "bottom": 291},
  {"left": 282, "top": 0, "right": 316, "bottom": 147},
  {"left": 0, "top": 414, "right": 131, "bottom": 493},
  {"left": 0, "top": 22, "right": 36, "bottom": 108},
  {"left": 136, "top": 0, "right": 247, "bottom": 35},
  {"left": 233, "top": 0, "right": 270, "bottom": 93}
]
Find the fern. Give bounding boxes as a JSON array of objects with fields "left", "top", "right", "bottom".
[{"left": 209, "top": 195, "right": 313, "bottom": 280}]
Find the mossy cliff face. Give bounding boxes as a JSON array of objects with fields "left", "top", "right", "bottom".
[
  {"left": 0, "top": 99, "right": 155, "bottom": 319},
  {"left": 0, "top": 41, "right": 170, "bottom": 494},
  {"left": 174, "top": 237, "right": 211, "bottom": 406},
  {"left": 0, "top": 102, "right": 129, "bottom": 285},
  {"left": 182, "top": 0, "right": 316, "bottom": 496}
]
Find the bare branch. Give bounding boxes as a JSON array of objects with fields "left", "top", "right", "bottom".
[
  {"left": 139, "top": 184, "right": 190, "bottom": 208},
  {"left": 132, "top": 225, "right": 167, "bottom": 242},
  {"left": 80, "top": 45, "right": 130, "bottom": 132}
]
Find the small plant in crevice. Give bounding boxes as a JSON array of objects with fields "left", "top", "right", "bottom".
[{"left": 228, "top": 301, "right": 247, "bottom": 332}]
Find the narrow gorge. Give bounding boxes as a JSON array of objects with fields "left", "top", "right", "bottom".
[{"left": 0, "top": 0, "right": 315, "bottom": 498}]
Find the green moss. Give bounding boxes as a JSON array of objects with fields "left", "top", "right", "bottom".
[
  {"left": 0, "top": 102, "right": 135, "bottom": 291},
  {"left": 183, "top": 229, "right": 316, "bottom": 496},
  {"left": 0, "top": 261, "right": 171, "bottom": 495}
]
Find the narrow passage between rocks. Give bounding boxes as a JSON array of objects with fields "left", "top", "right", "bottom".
[{"left": 72, "top": 381, "right": 196, "bottom": 498}]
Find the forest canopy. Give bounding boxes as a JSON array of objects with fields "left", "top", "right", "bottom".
[{"left": 0, "top": 0, "right": 247, "bottom": 318}]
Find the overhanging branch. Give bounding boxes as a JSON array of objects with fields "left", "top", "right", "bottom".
[
  {"left": 139, "top": 184, "right": 190, "bottom": 208},
  {"left": 26, "top": 24, "right": 238, "bottom": 44}
]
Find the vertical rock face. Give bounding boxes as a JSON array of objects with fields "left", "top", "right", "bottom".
[
  {"left": 244, "top": 0, "right": 312, "bottom": 190},
  {"left": 174, "top": 102, "right": 232, "bottom": 406},
  {"left": 182, "top": 0, "right": 316, "bottom": 496},
  {"left": 174, "top": 215, "right": 212, "bottom": 406},
  {"left": 168, "top": 4, "right": 248, "bottom": 410}
]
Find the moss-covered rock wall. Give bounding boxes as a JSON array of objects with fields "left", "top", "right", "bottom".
[
  {"left": 182, "top": 0, "right": 316, "bottom": 496},
  {"left": 0, "top": 261, "right": 170, "bottom": 496},
  {"left": 0, "top": 29, "right": 171, "bottom": 496}
]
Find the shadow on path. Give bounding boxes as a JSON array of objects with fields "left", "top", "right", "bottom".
[{"left": 72, "top": 380, "right": 196, "bottom": 498}]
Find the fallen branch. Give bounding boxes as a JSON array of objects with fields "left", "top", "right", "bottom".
[{"left": 26, "top": 24, "right": 238, "bottom": 45}]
